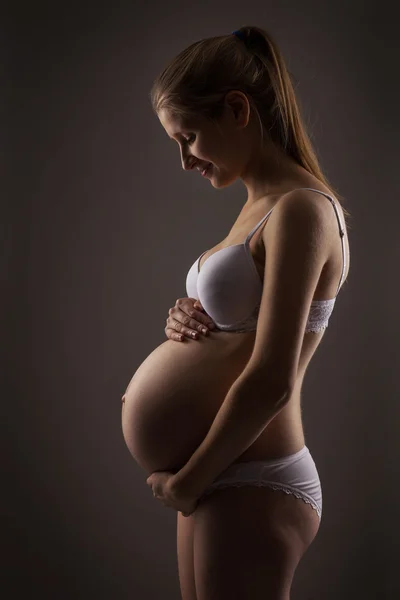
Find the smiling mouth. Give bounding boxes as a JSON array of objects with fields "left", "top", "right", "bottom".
[{"left": 201, "top": 163, "right": 212, "bottom": 176}]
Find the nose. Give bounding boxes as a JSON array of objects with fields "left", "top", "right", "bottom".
[
  {"left": 182, "top": 158, "right": 195, "bottom": 171},
  {"left": 180, "top": 148, "right": 196, "bottom": 171}
]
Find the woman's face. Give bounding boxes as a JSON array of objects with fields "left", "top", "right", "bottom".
[
  {"left": 158, "top": 92, "right": 308, "bottom": 204},
  {"left": 158, "top": 97, "right": 253, "bottom": 189}
]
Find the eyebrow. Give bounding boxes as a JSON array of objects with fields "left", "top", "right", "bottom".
[
  {"left": 168, "top": 125, "right": 194, "bottom": 138},
  {"left": 169, "top": 132, "right": 188, "bottom": 140}
]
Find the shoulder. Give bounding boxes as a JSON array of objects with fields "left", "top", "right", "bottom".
[
  {"left": 263, "top": 187, "right": 338, "bottom": 245},
  {"left": 278, "top": 187, "right": 336, "bottom": 218}
]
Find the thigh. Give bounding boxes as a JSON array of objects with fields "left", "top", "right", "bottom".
[
  {"left": 193, "top": 485, "right": 320, "bottom": 600},
  {"left": 177, "top": 511, "right": 198, "bottom": 600}
]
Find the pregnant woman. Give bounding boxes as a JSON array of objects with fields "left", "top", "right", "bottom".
[{"left": 121, "top": 25, "right": 351, "bottom": 600}]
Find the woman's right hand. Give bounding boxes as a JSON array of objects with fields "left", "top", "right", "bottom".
[{"left": 165, "top": 298, "right": 216, "bottom": 341}]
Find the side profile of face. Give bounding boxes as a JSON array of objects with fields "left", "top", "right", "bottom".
[
  {"left": 157, "top": 91, "right": 258, "bottom": 189},
  {"left": 158, "top": 90, "right": 306, "bottom": 204}
]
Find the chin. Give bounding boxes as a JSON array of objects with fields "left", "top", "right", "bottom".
[{"left": 213, "top": 173, "right": 238, "bottom": 189}]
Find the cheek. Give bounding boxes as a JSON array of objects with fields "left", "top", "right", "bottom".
[{"left": 196, "top": 142, "right": 213, "bottom": 159}]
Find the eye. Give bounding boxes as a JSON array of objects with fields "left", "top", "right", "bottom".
[{"left": 185, "top": 134, "right": 196, "bottom": 145}]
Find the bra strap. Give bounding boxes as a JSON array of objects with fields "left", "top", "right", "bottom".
[{"left": 244, "top": 207, "right": 274, "bottom": 246}]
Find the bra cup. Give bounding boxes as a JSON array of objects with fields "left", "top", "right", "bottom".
[
  {"left": 196, "top": 245, "right": 262, "bottom": 327},
  {"left": 186, "top": 259, "right": 200, "bottom": 299}
]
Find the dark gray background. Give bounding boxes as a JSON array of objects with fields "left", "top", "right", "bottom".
[{"left": 4, "top": 1, "right": 400, "bottom": 598}]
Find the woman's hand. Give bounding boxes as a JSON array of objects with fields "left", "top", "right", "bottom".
[
  {"left": 146, "top": 471, "right": 201, "bottom": 517},
  {"left": 165, "top": 298, "right": 216, "bottom": 342}
]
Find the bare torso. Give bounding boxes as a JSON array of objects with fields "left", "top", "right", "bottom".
[{"left": 121, "top": 180, "right": 350, "bottom": 475}]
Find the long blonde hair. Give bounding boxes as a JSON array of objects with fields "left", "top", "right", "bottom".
[{"left": 150, "top": 25, "right": 351, "bottom": 224}]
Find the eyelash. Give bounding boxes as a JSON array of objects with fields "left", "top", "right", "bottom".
[{"left": 185, "top": 135, "right": 196, "bottom": 145}]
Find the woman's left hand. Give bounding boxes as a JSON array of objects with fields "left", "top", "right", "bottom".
[{"left": 146, "top": 471, "right": 200, "bottom": 517}]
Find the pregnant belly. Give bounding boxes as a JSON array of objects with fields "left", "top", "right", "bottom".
[{"left": 121, "top": 332, "right": 255, "bottom": 475}]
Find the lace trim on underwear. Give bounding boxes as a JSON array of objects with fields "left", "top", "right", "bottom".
[
  {"left": 306, "top": 300, "right": 335, "bottom": 332},
  {"left": 214, "top": 299, "right": 333, "bottom": 335},
  {"left": 200, "top": 481, "right": 322, "bottom": 520},
  {"left": 305, "top": 324, "right": 328, "bottom": 333}
]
